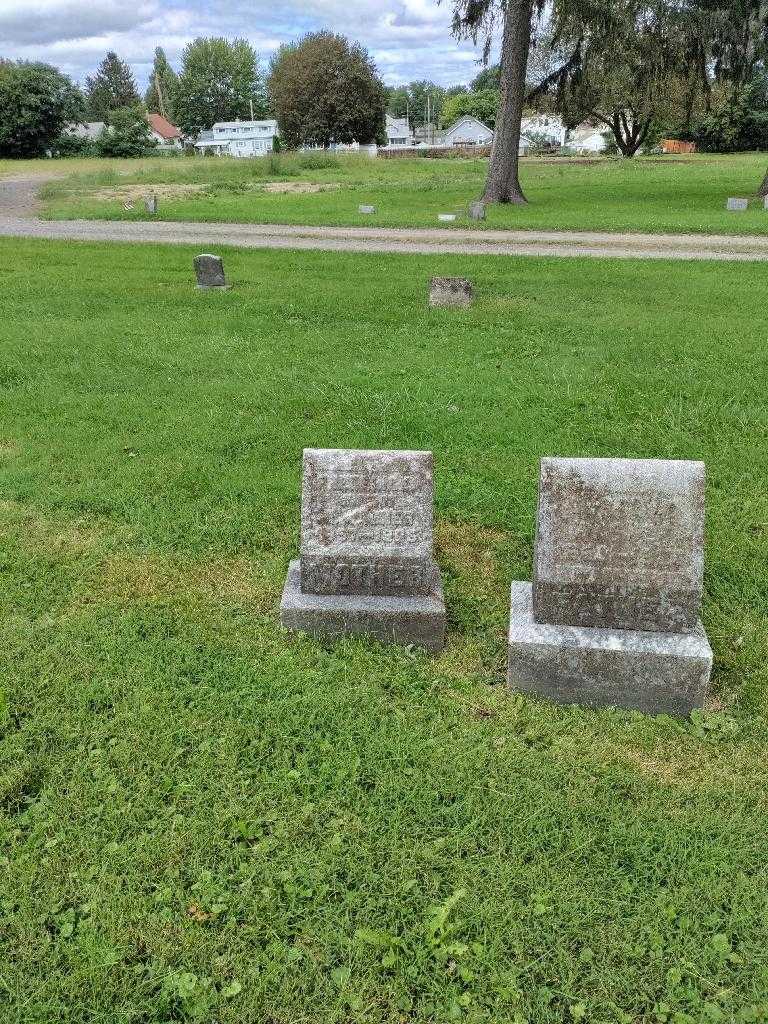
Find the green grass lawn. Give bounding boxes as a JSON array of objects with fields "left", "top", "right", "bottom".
[
  {"left": 1, "top": 237, "right": 767, "bottom": 1023},
  {"left": 31, "top": 151, "right": 768, "bottom": 235}
]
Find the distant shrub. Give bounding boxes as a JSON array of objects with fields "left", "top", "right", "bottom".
[
  {"left": 297, "top": 151, "right": 342, "bottom": 170},
  {"left": 52, "top": 133, "right": 96, "bottom": 157}
]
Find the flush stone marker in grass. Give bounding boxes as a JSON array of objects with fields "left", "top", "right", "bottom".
[
  {"left": 359, "top": 204, "right": 376, "bottom": 214},
  {"left": 727, "top": 197, "right": 748, "bottom": 210},
  {"left": 280, "top": 448, "right": 446, "bottom": 651},
  {"left": 508, "top": 457, "right": 713, "bottom": 716},
  {"left": 429, "top": 277, "right": 473, "bottom": 308},
  {"left": 193, "top": 254, "right": 229, "bottom": 290}
]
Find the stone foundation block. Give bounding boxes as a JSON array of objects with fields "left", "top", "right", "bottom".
[
  {"left": 281, "top": 560, "right": 446, "bottom": 652},
  {"left": 507, "top": 582, "right": 712, "bottom": 716}
]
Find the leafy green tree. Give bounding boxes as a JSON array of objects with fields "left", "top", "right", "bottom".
[
  {"left": 95, "top": 105, "right": 157, "bottom": 157},
  {"left": 85, "top": 52, "right": 140, "bottom": 118},
  {"left": 144, "top": 47, "right": 179, "bottom": 122},
  {"left": 407, "top": 80, "right": 447, "bottom": 129},
  {"left": 0, "top": 61, "right": 84, "bottom": 158},
  {"left": 174, "top": 37, "right": 264, "bottom": 136},
  {"left": 690, "top": 73, "right": 768, "bottom": 152},
  {"left": 268, "top": 32, "right": 386, "bottom": 148},
  {"left": 440, "top": 88, "right": 500, "bottom": 128},
  {"left": 471, "top": 64, "right": 501, "bottom": 91},
  {"left": 386, "top": 85, "right": 410, "bottom": 119}
]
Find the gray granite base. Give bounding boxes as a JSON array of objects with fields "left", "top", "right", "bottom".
[
  {"left": 507, "top": 582, "right": 712, "bottom": 716},
  {"left": 280, "top": 560, "right": 446, "bottom": 652}
]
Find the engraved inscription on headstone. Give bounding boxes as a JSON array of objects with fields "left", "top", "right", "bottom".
[
  {"left": 194, "top": 254, "right": 228, "bottom": 290},
  {"left": 726, "top": 197, "right": 748, "bottom": 211},
  {"left": 429, "top": 277, "right": 473, "bottom": 308},
  {"left": 301, "top": 448, "right": 435, "bottom": 595},
  {"left": 533, "top": 457, "right": 705, "bottom": 633}
]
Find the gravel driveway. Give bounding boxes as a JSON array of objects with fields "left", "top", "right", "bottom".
[{"left": 2, "top": 174, "right": 768, "bottom": 261}]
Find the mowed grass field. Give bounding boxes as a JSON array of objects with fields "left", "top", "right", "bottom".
[
  {"left": 1, "top": 237, "right": 768, "bottom": 1023},
  {"left": 26, "top": 150, "right": 768, "bottom": 235}
]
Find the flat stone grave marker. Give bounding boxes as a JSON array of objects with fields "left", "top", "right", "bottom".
[
  {"left": 359, "top": 204, "right": 376, "bottom": 214},
  {"left": 438, "top": 213, "right": 457, "bottom": 222},
  {"left": 281, "top": 448, "right": 446, "bottom": 650},
  {"left": 469, "top": 201, "right": 486, "bottom": 221},
  {"left": 727, "top": 197, "right": 748, "bottom": 210},
  {"left": 429, "top": 277, "right": 473, "bottom": 308},
  {"left": 145, "top": 195, "right": 158, "bottom": 215},
  {"left": 508, "top": 456, "right": 712, "bottom": 716},
  {"left": 194, "top": 254, "right": 229, "bottom": 290}
]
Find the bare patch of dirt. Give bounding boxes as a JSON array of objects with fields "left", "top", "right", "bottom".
[
  {"left": 88, "top": 183, "right": 206, "bottom": 201},
  {"left": 262, "top": 182, "right": 341, "bottom": 194}
]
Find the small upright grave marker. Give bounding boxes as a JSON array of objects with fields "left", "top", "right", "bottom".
[
  {"left": 281, "top": 448, "right": 446, "bottom": 650},
  {"left": 508, "top": 457, "right": 712, "bottom": 716},
  {"left": 429, "top": 277, "right": 473, "bottom": 308},
  {"left": 763, "top": 195, "right": 768, "bottom": 210},
  {"left": 726, "top": 197, "right": 748, "bottom": 211},
  {"left": 194, "top": 254, "right": 229, "bottom": 290},
  {"left": 145, "top": 195, "right": 158, "bottom": 215},
  {"left": 469, "top": 201, "right": 486, "bottom": 221}
]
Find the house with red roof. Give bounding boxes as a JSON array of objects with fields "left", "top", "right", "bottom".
[{"left": 147, "top": 113, "right": 182, "bottom": 149}]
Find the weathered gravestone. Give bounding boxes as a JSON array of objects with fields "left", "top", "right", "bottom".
[
  {"left": 359, "top": 204, "right": 377, "bottom": 214},
  {"left": 727, "top": 197, "right": 748, "bottom": 211},
  {"left": 469, "top": 201, "right": 486, "bottom": 221},
  {"left": 194, "top": 254, "right": 229, "bottom": 290},
  {"left": 764, "top": 195, "right": 768, "bottom": 211},
  {"left": 438, "top": 213, "right": 457, "bottom": 222},
  {"left": 280, "top": 448, "right": 446, "bottom": 650},
  {"left": 508, "top": 457, "right": 713, "bottom": 716},
  {"left": 429, "top": 277, "right": 473, "bottom": 308},
  {"left": 145, "top": 195, "right": 158, "bottom": 215}
]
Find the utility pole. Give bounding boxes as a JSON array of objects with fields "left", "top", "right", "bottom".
[{"left": 249, "top": 98, "right": 255, "bottom": 120}]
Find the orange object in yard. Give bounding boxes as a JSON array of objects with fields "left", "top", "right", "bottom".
[{"left": 661, "top": 139, "right": 697, "bottom": 154}]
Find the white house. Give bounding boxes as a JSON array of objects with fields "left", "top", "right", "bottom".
[
  {"left": 194, "top": 120, "right": 278, "bottom": 157},
  {"left": 64, "top": 121, "right": 105, "bottom": 141},
  {"left": 519, "top": 114, "right": 567, "bottom": 153},
  {"left": 441, "top": 115, "right": 494, "bottom": 147},
  {"left": 385, "top": 115, "right": 413, "bottom": 148},
  {"left": 567, "top": 124, "right": 606, "bottom": 154}
]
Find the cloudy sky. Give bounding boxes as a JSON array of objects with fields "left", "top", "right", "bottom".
[{"left": 1, "top": 0, "right": 492, "bottom": 90}]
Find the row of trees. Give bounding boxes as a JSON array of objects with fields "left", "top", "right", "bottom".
[{"left": 448, "top": 0, "right": 768, "bottom": 203}]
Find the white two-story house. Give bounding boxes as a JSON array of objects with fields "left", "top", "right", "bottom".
[{"left": 194, "top": 120, "right": 278, "bottom": 157}]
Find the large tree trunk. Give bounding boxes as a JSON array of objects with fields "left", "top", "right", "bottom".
[
  {"left": 482, "top": 0, "right": 535, "bottom": 204},
  {"left": 758, "top": 168, "right": 768, "bottom": 197}
]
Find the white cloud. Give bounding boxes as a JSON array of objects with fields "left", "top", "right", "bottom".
[
  {"left": 1, "top": 0, "right": 489, "bottom": 88},
  {"left": 0, "top": 0, "right": 157, "bottom": 45}
]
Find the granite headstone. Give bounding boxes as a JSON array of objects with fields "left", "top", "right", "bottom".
[
  {"left": 194, "top": 254, "right": 228, "bottom": 290},
  {"left": 727, "top": 197, "right": 748, "bottom": 211},
  {"left": 429, "top": 277, "right": 473, "bottom": 308},
  {"left": 508, "top": 456, "right": 712, "bottom": 715},
  {"left": 281, "top": 448, "right": 446, "bottom": 650}
]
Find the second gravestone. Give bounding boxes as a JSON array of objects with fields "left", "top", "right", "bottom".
[
  {"left": 508, "top": 457, "right": 713, "bottom": 715},
  {"left": 194, "top": 254, "right": 229, "bottom": 290},
  {"left": 280, "top": 448, "right": 447, "bottom": 650}
]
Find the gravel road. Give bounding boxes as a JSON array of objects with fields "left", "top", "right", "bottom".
[{"left": 2, "top": 175, "right": 768, "bottom": 261}]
